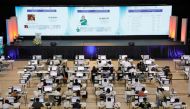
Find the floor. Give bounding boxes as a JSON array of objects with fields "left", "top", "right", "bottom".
[{"left": 0, "top": 59, "right": 190, "bottom": 109}]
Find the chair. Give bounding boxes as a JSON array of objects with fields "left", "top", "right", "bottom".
[
  {"left": 53, "top": 95, "right": 62, "bottom": 106},
  {"left": 114, "top": 102, "right": 121, "bottom": 109},
  {"left": 106, "top": 97, "right": 114, "bottom": 109},
  {"left": 45, "top": 102, "right": 52, "bottom": 109}
]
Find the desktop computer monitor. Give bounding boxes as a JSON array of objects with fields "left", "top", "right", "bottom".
[
  {"left": 71, "top": 96, "right": 80, "bottom": 103},
  {"left": 170, "top": 97, "right": 175, "bottom": 103},
  {"left": 37, "top": 96, "right": 44, "bottom": 103},
  {"left": 142, "top": 55, "right": 149, "bottom": 60},
  {"left": 78, "top": 60, "right": 84, "bottom": 65},
  {"left": 13, "top": 86, "right": 22, "bottom": 92},
  {"left": 39, "top": 97, "right": 44, "bottom": 103},
  {"left": 182, "top": 55, "right": 190, "bottom": 60},
  {"left": 78, "top": 66, "right": 84, "bottom": 71},
  {"left": 163, "top": 79, "right": 170, "bottom": 85},
  {"left": 53, "top": 55, "right": 62, "bottom": 60},
  {"left": 101, "top": 60, "right": 107, "bottom": 65},
  {"left": 20, "top": 79, "right": 26, "bottom": 84},
  {"left": 135, "top": 86, "right": 143, "bottom": 91},
  {"left": 76, "top": 72, "right": 83, "bottom": 77},
  {"left": 35, "top": 55, "right": 42, "bottom": 60},
  {"left": 50, "top": 71, "right": 57, "bottom": 76},
  {"left": 72, "top": 85, "right": 81, "bottom": 91},
  {"left": 78, "top": 55, "right": 84, "bottom": 60},
  {"left": 122, "top": 55, "right": 127, "bottom": 60},
  {"left": 145, "top": 60, "right": 152, "bottom": 65},
  {"left": 22, "top": 75, "right": 29, "bottom": 80},
  {"left": 52, "top": 66, "right": 57, "bottom": 71},
  {"left": 100, "top": 55, "right": 106, "bottom": 60},
  {"left": 7, "top": 97, "right": 14, "bottom": 103},
  {"left": 44, "top": 86, "right": 53, "bottom": 92},
  {"left": 24, "top": 73, "right": 31, "bottom": 79},
  {"left": 162, "top": 86, "right": 170, "bottom": 91},
  {"left": 120, "top": 55, "right": 127, "bottom": 60},
  {"left": 46, "top": 79, "right": 53, "bottom": 84},
  {"left": 31, "top": 60, "right": 36, "bottom": 65}
]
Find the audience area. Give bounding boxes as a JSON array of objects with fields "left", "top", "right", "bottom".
[{"left": 0, "top": 55, "right": 189, "bottom": 109}]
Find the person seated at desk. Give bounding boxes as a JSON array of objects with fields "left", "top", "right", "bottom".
[
  {"left": 106, "top": 97, "right": 114, "bottom": 109},
  {"left": 173, "top": 98, "right": 182, "bottom": 109},
  {"left": 72, "top": 99, "right": 81, "bottom": 109},
  {"left": 53, "top": 87, "right": 62, "bottom": 105},
  {"left": 54, "top": 87, "right": 62, "bottom": 96},
  {"left": 117, "top": 67, "right": 123, "bottom": 81},
  {"left": 102, "top": 79, "right": 109, "bottom": 87},
  {"left": 91, "top": 66, "right": 97, "bottom": 82},
  {"left": 2, "top": 99, "right": 13, "bottom": 109},
  {"left": 137, "top": 61, "right": 146, "bottom": 72},
  {"left": 163, "top": 66, "right": 170, "bottom": 77},
  {"left": 62, "top": 65, "right": 68, "bottom": 84},
  {"left": 131, "top": 79, "right": 141, "bottom": 88},
  {"left": 138, "top": 87, "right": 146, "bottom": 97},
  {"left": 121, "top": 59, "right": 132, "bottom": 68},
  {"left": 32, "top": 98, "right": 43, "bottom": 109},
  {"left": 91, "top": 66, "right": 97, "bottom": 74},
  {"left": 106, "top": 88, "right": 111, "bottom": 94},
  {"left": 139, "top": 98, "right": 151, "bottom": 109},
  {"left": 157, "top": 88, "right": 170, "bottom": 106},
  {"left": 11, "top": 90, "right": 21, "bottom": 102},
  {"left": 37, "top": 81, "right": 44, "bottom": 88},
  {"left": 73, "top": 79, "right": 82, "bottom": 87},
  {"left": 52, "top": 79, "right": 59, "bottom": 88},
  {"left": 46, "top": 58, "right": 51, "bottom": 65},
  {"left": 106, "top": 61, "right": 112, "bottom": 67},
  {"left": 65, "top": 88, "right": 73, "bottom": 96},
  {"left": 98, "top": 60, "right": 105, "bottom": 67}
]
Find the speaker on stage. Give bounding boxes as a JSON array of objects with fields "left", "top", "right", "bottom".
[
  {"left": 128, "top": 42, "right": 135, "bottom": 46},
  {"left": 50, "top": 42, "right": 57, "bottom": 46}
]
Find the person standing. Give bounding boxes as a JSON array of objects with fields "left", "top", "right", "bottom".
[{"left": 188, "top": 72, "right": 190, "bottom": 97}]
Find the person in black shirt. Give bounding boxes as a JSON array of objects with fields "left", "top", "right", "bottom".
[
  {"left": 73, "top": 99, "right": 81, "bottom": 109},
  {"left": 73, "top": 79, "right": 82, "bottom": 87},
  {"left": 91, "top": 66, "right": 97, "bottom": 83},
  {"left": 139, "top": 98, "right": 151, "bottom": 109},
  {"left": 32, "top": 98, "right": 43, "bottom": 109}
]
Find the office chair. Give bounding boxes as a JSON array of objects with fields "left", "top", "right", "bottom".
[{"left": 53, "top": 95, "right": 62, "bottom": 106}]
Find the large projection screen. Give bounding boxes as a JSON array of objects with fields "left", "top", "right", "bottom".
[{"left": 15, "top": 6, "right": 172, "bottom": 36}]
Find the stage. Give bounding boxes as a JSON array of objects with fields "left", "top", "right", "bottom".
[
  {"left": 4, "top": 39, "right": 188, "bottom": 59},
  {"left": 11, "top": 39, "right": 181, "bottom": 46}
]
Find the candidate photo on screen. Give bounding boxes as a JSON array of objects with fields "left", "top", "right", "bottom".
[
  {"left": 27, "top": 14, "right": 35, "bottom": 21},
  {"left": 80, "top": 15, "right": 87, "bottom": 26}
]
